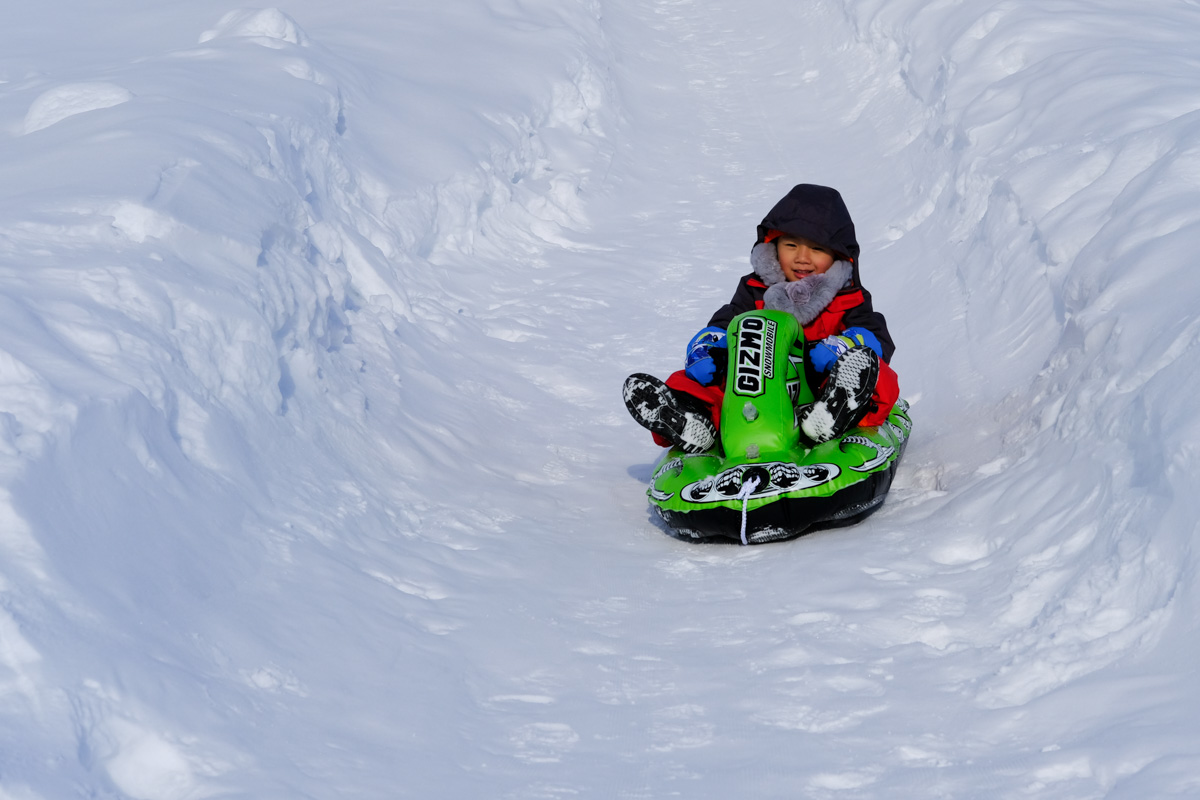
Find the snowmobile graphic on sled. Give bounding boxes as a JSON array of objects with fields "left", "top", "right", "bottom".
[{"left": 643, "top": 309, "right": 911, "bottom": 545}]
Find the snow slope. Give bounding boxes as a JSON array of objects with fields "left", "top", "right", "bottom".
[{"left": 2, "top": 0, "right": 1199, "bottom": 797}]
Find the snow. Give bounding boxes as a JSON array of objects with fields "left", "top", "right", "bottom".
[{"left": 2, "top": 0, "right": 1199, "bottom": 796}]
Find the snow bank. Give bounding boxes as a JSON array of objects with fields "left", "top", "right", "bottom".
[
  {"left": 841, "top": 0, "right": 1200, "bottom": 791},
  {"left": 1, "top": 2, "right": 616, "bottom": 796},
  {"left": 21, "top": 82, "right": 135, "bottom": 135},
  {"left": 847, "top": 0, "right": 1200, "bottom": 681}
]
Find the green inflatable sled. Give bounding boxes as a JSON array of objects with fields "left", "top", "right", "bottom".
[{"left": 648, "top": 309, "right": 912, "bottom": 544}]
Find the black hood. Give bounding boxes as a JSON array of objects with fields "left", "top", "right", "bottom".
[{"left": 755, "top": 184, "right": 861, "bottom": 272}]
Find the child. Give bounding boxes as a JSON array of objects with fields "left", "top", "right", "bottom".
[{"left": 623, "top": 183, "right": 899, "bottom": 453}]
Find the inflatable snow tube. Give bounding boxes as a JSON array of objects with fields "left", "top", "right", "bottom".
[{"left": 647, "top": 310, "right": 911, "bottom": 544}]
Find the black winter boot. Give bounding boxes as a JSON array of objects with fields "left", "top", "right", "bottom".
[
  {"left": 623, "top": 373, "right": 717, "bottom": 454},
  {"left": 798, "top": 346, "right": 879, "bottom": 444}
]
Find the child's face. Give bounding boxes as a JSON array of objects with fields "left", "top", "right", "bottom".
[{"left": 775, "top": 235, "right": 836, "bottom": 280}]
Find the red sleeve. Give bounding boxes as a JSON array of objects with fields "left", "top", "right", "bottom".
[{"left": 857, "top": 359, "right": 899, "bottom": 427}]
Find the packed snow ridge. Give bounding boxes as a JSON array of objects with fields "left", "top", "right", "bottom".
[{"left": 1, "top": 0, "right": 1199, "bottom": 797}]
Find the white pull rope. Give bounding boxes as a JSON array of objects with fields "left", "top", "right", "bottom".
[{"left": 737, "top": 475, "right": 761, "bottom": 546}]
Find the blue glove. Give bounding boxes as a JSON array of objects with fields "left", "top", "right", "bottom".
[
  {"left": 809, "top": 327, "right": 883, "bottom": 373},
  {"left": 841, "top": 327, "right": 883, "bottom": 358},
  {"left": 684, "top": 326, "right": 728, "bottom": 385}
]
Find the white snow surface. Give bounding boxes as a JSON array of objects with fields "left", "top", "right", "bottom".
[{"left": 2, "top": 0, "right": 1199, "bottom": 796}]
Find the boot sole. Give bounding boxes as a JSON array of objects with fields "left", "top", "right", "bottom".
[
  {"left": 623, "top": 373, "right": 715, "bottom": 454},
  {"left": 800, "top": 347, "right": 879, "bottom": 444}
]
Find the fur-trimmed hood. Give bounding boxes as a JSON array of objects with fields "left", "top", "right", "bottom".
[
  {"left": 755, "top": 183, "right": 864, "bottom": 288},
  {"left": 753, "top": 241, "right": 853, "bottom": 326}
]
